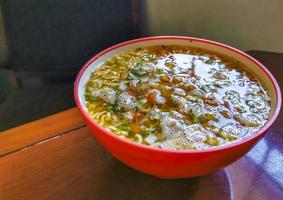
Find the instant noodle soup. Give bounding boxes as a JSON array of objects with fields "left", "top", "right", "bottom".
[{"left": 84, "top": 45, "right": 271, "bottom": 150}]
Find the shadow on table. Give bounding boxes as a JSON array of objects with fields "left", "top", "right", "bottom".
[{"left": 86, "top": 161, "right": 231, "bottom": 200}]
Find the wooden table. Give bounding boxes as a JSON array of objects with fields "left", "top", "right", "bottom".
[{"left": 0, "top": 51, "right": 282, "bottom": 200}]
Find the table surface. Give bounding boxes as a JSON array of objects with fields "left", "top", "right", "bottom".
[{"left": 0, "top": 51, "right": 282, "bottom": 200}]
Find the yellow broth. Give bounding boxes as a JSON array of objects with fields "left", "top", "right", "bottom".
[{"left": 84, "top": 46, "right": 271, "bottom": 150}]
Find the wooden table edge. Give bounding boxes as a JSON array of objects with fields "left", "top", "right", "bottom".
[{"left": 0, "top": 107, "right": 85, "bottom": 157}]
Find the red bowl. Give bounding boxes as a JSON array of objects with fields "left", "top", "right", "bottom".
[{"left": 74, "top": 36, "right": 281, "bottom": 179}]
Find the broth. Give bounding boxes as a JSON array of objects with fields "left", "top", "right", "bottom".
[{"left": 84, "top": 45, "right": 271, "bottom": 150}]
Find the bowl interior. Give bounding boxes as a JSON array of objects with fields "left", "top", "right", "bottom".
[{"left": 77, "top": 38, "right": 278, "bottom": 118}]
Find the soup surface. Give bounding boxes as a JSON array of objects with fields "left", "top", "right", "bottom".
[{"left": 84, "top": 45, "right": 271, "bottom": 150}]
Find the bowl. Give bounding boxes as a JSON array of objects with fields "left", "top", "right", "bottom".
[{"left": 74, "top": 36, "right": 281, "bottom": 179}]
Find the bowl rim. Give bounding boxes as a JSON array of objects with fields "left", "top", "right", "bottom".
[{"left": 74, "top": 36, "right": 281, "bottom": 154}]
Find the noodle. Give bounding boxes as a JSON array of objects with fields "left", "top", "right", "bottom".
[{"left": 84, "top": 45, "right": 271, "bottom": 150}]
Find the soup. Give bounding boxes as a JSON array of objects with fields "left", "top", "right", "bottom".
[{"left": 84, "top": 45, "right": 271, "bottom": 150}]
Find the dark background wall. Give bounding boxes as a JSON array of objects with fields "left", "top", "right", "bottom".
[
  {"left": 0, "top": 0, "right": 139, "bottom": 131},
  {"left": 1, "top": 0, "right": 137, "bottom": 71}
]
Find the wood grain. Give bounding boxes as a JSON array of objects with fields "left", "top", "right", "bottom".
[
  {"left": 0, "top": 108, "right": 84, "bottom": 156},
  {"left": 0, "top": 127, "right": 231, "bottom": 200}
]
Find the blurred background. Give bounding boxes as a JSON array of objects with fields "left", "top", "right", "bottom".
[{"left": 0, "top": 0, "right": 282, "bottom": 131}]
